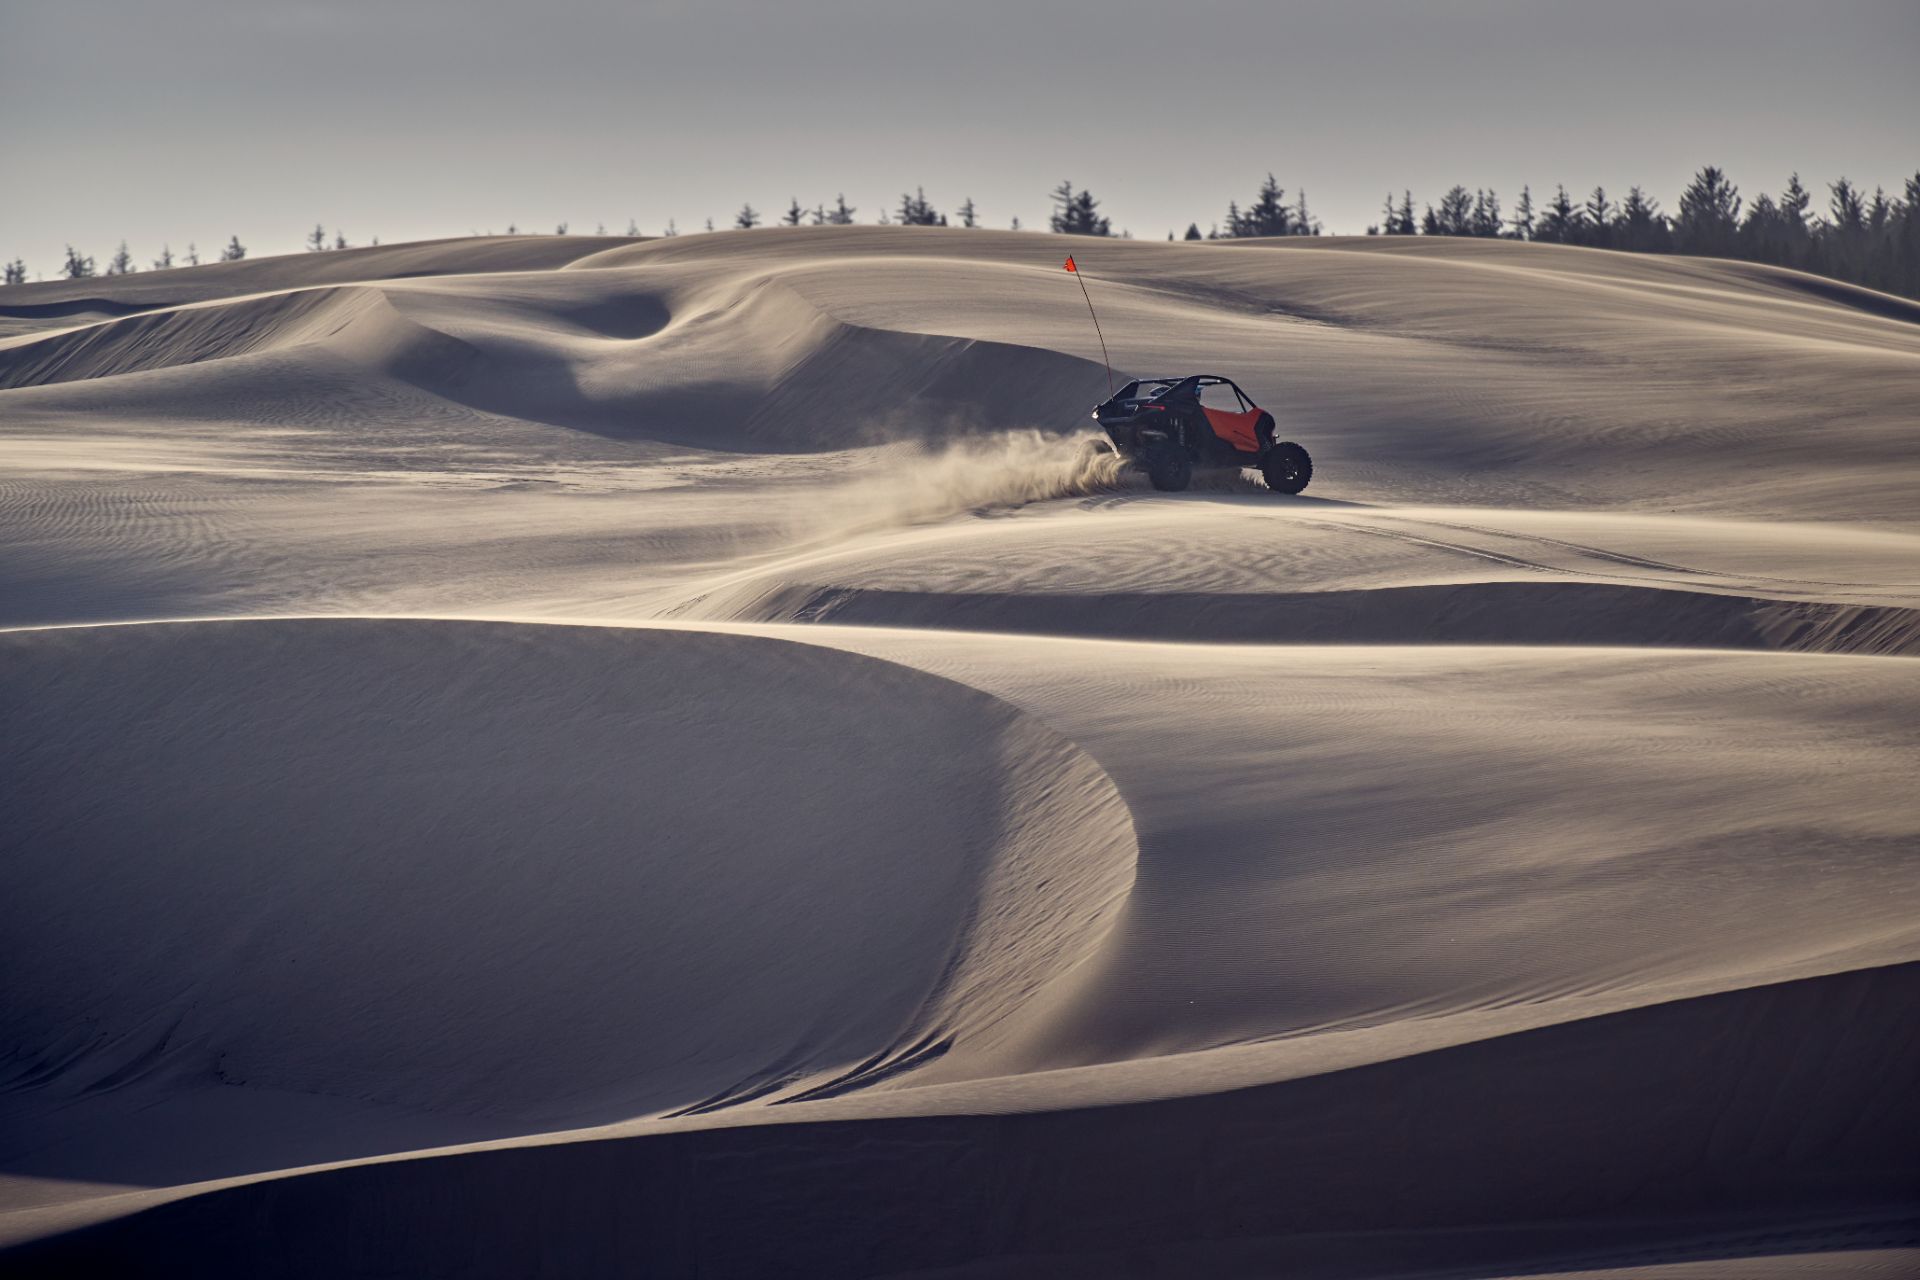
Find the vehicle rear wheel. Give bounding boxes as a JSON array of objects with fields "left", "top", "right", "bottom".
[
  {"left": 1144, "top": 445, "right": 1192, "bottom": 492},
  {"left": 1260, "top": 441, "right": 1312, "bottom": 494}
]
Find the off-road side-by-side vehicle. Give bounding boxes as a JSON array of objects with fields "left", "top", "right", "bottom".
[{"left": 1089, "top": 375, "right": 1312, "bottom": 493}]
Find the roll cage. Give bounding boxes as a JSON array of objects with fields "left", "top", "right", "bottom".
[{"left": 1111, "top": 375, "right": 1258, "bottom": 412}]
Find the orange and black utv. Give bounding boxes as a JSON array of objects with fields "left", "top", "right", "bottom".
[{"left": 1090, "top": 374, "right": 1312, "bottom": 493}]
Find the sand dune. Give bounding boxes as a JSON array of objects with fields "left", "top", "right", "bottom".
[
  {"left": 0, "top": 620, "right": 1130, "bottom": 1139},
  {"left": 2, "top": 228, "right": 1916, "bottom": 1276},
  {"left": 10, "top": 962, "right": 1916, "bottom": 1278}
]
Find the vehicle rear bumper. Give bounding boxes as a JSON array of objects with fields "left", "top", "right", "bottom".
[{"left": 1097, "top": 416, "right": 1174, "bottom": 452}]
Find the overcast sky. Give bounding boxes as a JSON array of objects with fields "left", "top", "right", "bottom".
[{"left": 4, "top": 0, "right": 1916, "bottom": 274}]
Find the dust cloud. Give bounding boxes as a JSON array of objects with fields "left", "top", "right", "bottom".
[{"left": 792, "top": 430, "right": 1130, "bottom": 544}]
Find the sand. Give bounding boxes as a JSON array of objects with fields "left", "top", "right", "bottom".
[{"left": 1, "top": 227, "right": 1916, "bottom": 1277}]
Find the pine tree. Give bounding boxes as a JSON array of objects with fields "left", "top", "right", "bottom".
[
  {"left": 1051, "top": 181, "right": 1076, "bottom": 233},
  {"left": 1508, "top": 185, "right": 1535, "bottom": 240},
  {"left": 1742, "top": 193, "right": 1785, "bottom": 263},
  {"left": 1396, "top": 190, "right": 1416, "bottom": 236},
  {"left": 556, "top": 222, "right": 569, "bottom": 235},
  {"left": 1050, "top": 181, "right": 1110, "bottom": 236},
  {"left": 1239, "top": 174, "right": 1291, "bottom": 237},
  {"left": 1075, "top": 189, "right": 1111, "bottom": 236},
  {"left": 1779, "top": 172, "right": 1813, "bottom": 263},
  {"left": 1864, "top": 187, "right": 1898, "bottom": 289},
  {"left": 627, "top": 218, "right": 640, "bottom": 236},
  {"left": 735, "top": 204, "right": 760, "bottom": 229},
  {"left": 185, "top": 242, "right": 201, "bottom": 266},
  {"left": 956, "top": 197, "right": 979, "bottom": 229},
  {"left": 1534, "top": 185, "right": 1582, "bottom": 244},
  {"left": 1381, "top": 192, "right": 1399, "bottom": 236},
  {"left": 1897, "top": 173, "right": 1920, "bottom": 298},
  {"left": 1616, "top": 187, "right": 1668, "bottom": 252},
  {"left": 1583, "top": 187, "right": 1614, "bottom": 248},
  {"left": 4, "top": 259, "right": 27, "bottom": 285},
  {"left": 782, "top": 198, "right": 805, "bottom": 226},
  {"left": 1184, "top": 223, "right": 1202, "bottom": 241},
  {"left": 1420, "top": 205, "right": 1440, "bottom": 236},
  {"left": 221, "top": 235, "right": 246, "bottom": 261},
  {"left": 664, "top": 219, "right": 679, "bottom": 237},
  {"left": 1470, "top": 189, "right": 1502, "bottom": 238},
  {"left": 1823, "top": 178, "right": 1869, "bottom": 281},
  {"left": 1292, "top": 189, "right": 1318, "bottom": 235},
  {"left": 810, "top": 205, "right": 827, "bottom": 226},
  {"left": 62, "top": 245, "right": 96, "bottom": 278},
  {"left": 897, "top": 187, "right": 941, "bottom": 226},
  {"left": 704, "top": 217, "right": 715, "bottom": 232},
  {"left": 1674, "top": 167, "right": 1741, "bottom": 257},
  {"left": 106, "top": 241, "right": 135, "bottom": 274},
  {"left": 1435, "top": 186, "right": 1474, "bottom": 235},
  {"left": 153, "top": 245, "right": 175, "bottom": 269},
  {"left": 1009, "top": 216, "right": 1022, "bottom": 231},
  {"left": 826, "top": 194, "right": 857, "bottom": 225},
  {"left": 307, "top": 223, "right": 327, "bottom": 252},
  {"left": 333, "top": 232, "right": 349, "bottom": 250},
  {"left": 1828, "top": 178, "right": 1867, "bottom": 234}
]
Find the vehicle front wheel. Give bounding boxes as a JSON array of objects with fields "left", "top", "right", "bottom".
[
  {"left": 1260, "top": 441, "right": 1312, "bottom": 494},
  {"left": 1144, "top": 445, "right": 1192, "bottom": 492}
]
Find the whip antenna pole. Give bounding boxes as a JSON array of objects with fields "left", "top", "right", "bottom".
[{"left": 1064, "top": 255, "right": 1112, "bottom": 395}]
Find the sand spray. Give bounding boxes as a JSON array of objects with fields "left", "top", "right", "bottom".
[
  {"left": 790, "top": 430, "right": 1127, "bottom": 544},
  {"left": 748, "top": 427, "right": 1262, "bottom": 576}
]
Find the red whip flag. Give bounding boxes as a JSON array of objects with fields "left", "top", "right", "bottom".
[{"left": 1062, "top": 254, "right": 1110, "bottom": 392}]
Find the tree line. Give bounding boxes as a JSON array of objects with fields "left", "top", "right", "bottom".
[
  {"left": 7, "top": 167, "right": 1917, "bottom": 301},
  {"left": 1369, "top": 168, "right": 1920, "bottom": 300},
  {"left": 4, "top": 230, "right": 346, "bottom": 285}
]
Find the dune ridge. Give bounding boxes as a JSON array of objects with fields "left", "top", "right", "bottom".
[{"left": 686, "top": 576, "right": 1920, "bottom": 655}]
